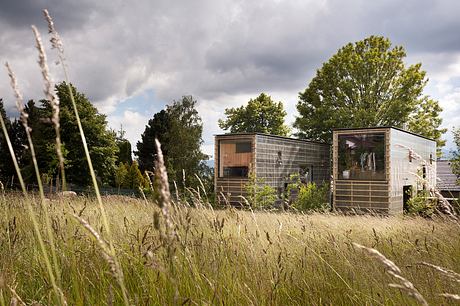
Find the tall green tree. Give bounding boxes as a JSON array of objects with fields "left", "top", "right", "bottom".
[
  {"left": 18, "top": 83, "right": 118, "bottom": 186},
  {"left": 408, "top": 97, "right": 447, "bottom": 155},
  {"left": 115, "top": 125, "right": 132, "bottom": 165},
  {"left": 218, "top": 93, "right": 290, "bottom": 136},
  {"left": 53, "top": 82, "right": 119, "bottom": 186},
  {"left": 135, "top": 109, "right": 170, "bottom": 171},
  {"left": 452, "top": 127, "right": 460, "bottom": 181},
  {"left": 114, "top": 162, "right": 128, "bottom": 189},
  {"left": 295, "top": 36, "right": 445, "bottom": 148},
  {"left": 0, "top": 99, "right": 15, "bottom": 183},
  {"left": 135, "top": 95, "right": 207, "bottom": 187},
  {"left": 123, "top": 161, "right": 145, "bottom": 189}
]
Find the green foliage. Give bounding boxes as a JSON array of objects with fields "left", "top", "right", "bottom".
[
  {"left": 295, "top": 35, "right": 445, "bottom": 148},
  {"left": 115, "top": 126, "right": 132, "bottom": 165},
  {"left": 9, "top": 83, "right": 119, "bottom": 186},
  {"left": 405, "top": 189, "right": 436, "bottom": 217},
  {"left": 0, "top": 99, "right": 15, "bottom": 183},
  {"left": 55, "top": 82, "right": 119, "bottom": 186},
  {"left": 408, "top": 97, "right": 447, "bottom": 155},
  {"left": 285, "top": 173, "right": 329, "bottom": 211},
  {"left": 123, "top": 161, "right": 145, "bottom": 189},
  {"left": 136, "top": 109, "right": 170, "bottom": 171},
  {"left": 292, "top": 183, "right": 330, "bottom": 212},
  {"left": 244, "top": 171, "right": 277, "bottom": 208},
  {"left": 115, "top": 162, "right": 128, "bottom": 189},
  {"left": 135, "top": 96, "right": 207, "bottom": 188},
  {"left": 452, "top": 127, "right": 460, "bottom": 182},
  {"left": 218, "top": 93, "right": 290, "bottom": 136}
]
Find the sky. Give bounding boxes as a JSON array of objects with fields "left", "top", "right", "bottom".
[{"left": 0, "top": 0, "right": 459, "bottom": 159}]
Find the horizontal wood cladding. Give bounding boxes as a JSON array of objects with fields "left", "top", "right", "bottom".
[
  {"left": 334, "top": 180, "right": 390, "bottom": 211},
  {"left": 334, "top": 205, "right": 390, "bottom": 214},
  {"left": 215, "top": 178, "right": 249, "bottom": 205}
]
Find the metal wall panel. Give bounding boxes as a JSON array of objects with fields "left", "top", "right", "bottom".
[
  {"left": 254, "top": 134, "right": 331, "bottom": 190},
  {"left": 389, "top": 128, "right": 437, "bottom": 211}
]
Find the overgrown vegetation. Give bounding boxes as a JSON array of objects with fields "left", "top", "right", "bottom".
[
  {"left": 405, "top": 188, "right": 437, "bottom": 217},
  {"left": 244, "top": 171, "right": 277, "bottom": 208},
  {"left": 286, "top": 174, "right": 330, "bottom": 212},
  {"left": 1, "top": 195, "right": 459, "bottom": 305}
]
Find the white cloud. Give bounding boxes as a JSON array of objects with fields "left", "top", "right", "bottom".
[{"left": 108, "top": 110, "right": 149, "bottom": 150}]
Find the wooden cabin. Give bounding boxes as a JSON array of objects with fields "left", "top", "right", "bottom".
[
  {"left": 332, "top": 127, "right": 437, "bottom": 214},
  {"left": 214, "top": 133, "right": 330, "bottom": 206}
]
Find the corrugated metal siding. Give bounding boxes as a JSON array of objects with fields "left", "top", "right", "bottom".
[
  {"left": 389, "top": 128, "right": 437, "bottom": 212},
  {"left": 254, "top": 134, "right": 331, "bottom": 189},
  {"left": 215, "top": 134, "right": 331, "bottom": 205}
]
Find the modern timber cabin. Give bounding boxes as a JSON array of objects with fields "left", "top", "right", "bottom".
[
  {"left": 332, "top": 127, "right": 437, "bottom": 214},
  {"left": 214, "top": 133, "right": 330, "bottom": 206}
]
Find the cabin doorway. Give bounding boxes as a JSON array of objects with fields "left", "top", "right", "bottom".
[{"left": 403, "top": 185, "right": 412, "bottom": 212}]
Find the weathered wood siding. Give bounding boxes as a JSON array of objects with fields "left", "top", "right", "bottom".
[
  {"left": 389, "top": 128, "right": 436, "bottom": 213},
  {"left": 214, "top": 134, "right": 255, "bottom": 205},
  {"left": 254, "top": 134, "right": 330, "bottom": 190}
]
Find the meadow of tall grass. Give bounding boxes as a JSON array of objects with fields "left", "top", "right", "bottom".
[
  {"left": 0, "top": 9, "right": 459, "bottom": 306},
  {"left": 0, "top": 194, "right": 459, "bottom": 305}
]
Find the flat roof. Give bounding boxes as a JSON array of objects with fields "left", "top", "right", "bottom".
[
  {"left": 332, "top": 126, "right": 436, "bottom": 142},
  {"left": 437, "top": 160, "right": 460, "bottom": 191},
  {"left": 214, "top": 132, "right": 330, "bottom": 146}
]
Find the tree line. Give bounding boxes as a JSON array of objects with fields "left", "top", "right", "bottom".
[
  {"left": 1, "top": 35, "right": 458, "bottom": 191},
  {"left": 0, "top": 84, "right": 210, "bottom": 192}
]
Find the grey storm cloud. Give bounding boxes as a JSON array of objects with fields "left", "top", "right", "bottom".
[
  {"left": 0, "top": 0, "right": 459, "bottom": 153},
  {"left": 2, "top": 0, "right": 460, "bottom": 103}
]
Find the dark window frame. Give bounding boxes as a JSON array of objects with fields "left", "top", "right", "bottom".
[{"left": 235, "top": 142, "right": 252, "bottom": 153}]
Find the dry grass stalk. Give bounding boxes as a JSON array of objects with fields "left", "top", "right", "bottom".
[
  {"left": 41, "top": 11, "right": 129, "bottom": 305},
  {"left": 353, "top": 243, "right": 428, "bottom": 306},
  {"left": 5, "top": 61, "right": 64, "bottom": 295},
  {"left": 5, "top": 62, "right": 45, "bottom": 202},
  {"left": 72, "top": 214, "right": 118, "bottom": 276},
  {"left": 439, "top": 293, "right": 460, "bottom": 300},
  {"left": 31, "top": 24, "right": 66, "bottom": 191},
  {"left": 154, "top": 139, "right": 174, "bottom": 239},
  {"left": 7, "top": 286, "right": 25, "bottom": 306},
  {"left": 419, "top": 262, "right": 460, "bottom": 283}
]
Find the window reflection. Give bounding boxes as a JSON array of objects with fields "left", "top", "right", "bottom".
[{"left": 338, "top": 133, "right": 385, "bottom": 180}]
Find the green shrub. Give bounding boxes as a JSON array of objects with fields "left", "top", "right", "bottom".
[
  {"left": 245, "top": 171, "right": 277, "bottom": 208},
  {"left": 292, "top": 182, "right": 330, "bottom": 212},
  {"left": 406, "top": 189, "right": 436, "bottom": 217}
]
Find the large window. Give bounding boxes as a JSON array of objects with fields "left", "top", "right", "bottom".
[
  {"left": 219, "top": 140, "right": 252, "bottom": 178},
  {"left": 338, "top": 133, "right": 386, "bottom": 180}
]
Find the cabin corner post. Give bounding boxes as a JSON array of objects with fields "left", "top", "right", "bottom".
[
  {"left": 214, "top": 135, "right": 219, "bottom": 202},
  {"left": 332, "top": 131, "right": 338, "bottom": 211}
]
